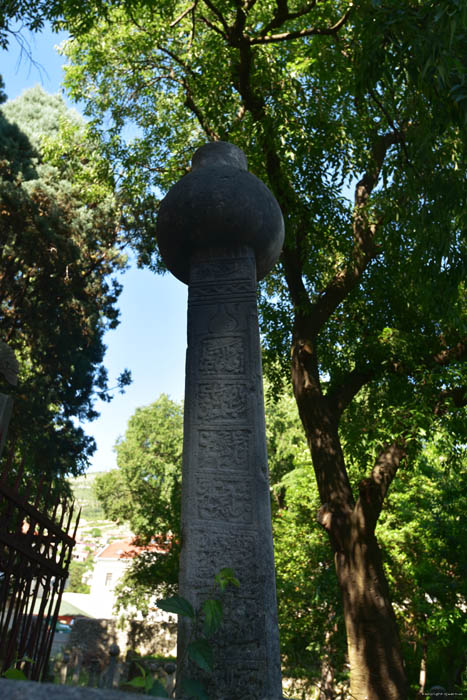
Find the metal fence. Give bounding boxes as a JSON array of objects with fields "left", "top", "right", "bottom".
[{"left": 0, "top": 452, "right": 79, "bottom": 681}]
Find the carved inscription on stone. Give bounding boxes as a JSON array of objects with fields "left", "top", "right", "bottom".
[
  {"left": 188, "top": 580, "right": 264, "bottom": 657},
  {"left": 213, "top": 663, "right": 263, "bottom": 700},
  {"left": 220, "top": 592, "right": 265, "bottom": 645},
  {"left": 197, "top": 382, "right": 249, "bottom": 422},
  {"left": 186, "top": 656, "right": 264, "bottom": 700},
  {"left": 208, "top": 306, "right": 239, "bottom": 333},
  {"left": 199, "top": 336, "right": 245, "bottom": 375},
  {"left": 193, "top": 529, "right": 257, "bottom": 582},
  {"left": 190, "top": 281, "right": 254, "bottom": 300},
  {"left": 198, "top": 429, "right": 250, "bottom": 470},
  {"left": 195, "top": 473, "right": 253, "bottom": 523},
  {"left": 191, "top": 259, "right": 244, "bottom": 282}
]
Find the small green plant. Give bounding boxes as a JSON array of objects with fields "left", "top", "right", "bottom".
[
  {"left": 1, "top": 656, "right": 34, "bottom": 680},
  {"left": 125, "top": 661, "right": 169, "bottom": 697},
  {"left": 155, "top": 568, "right": 240, "bottom": 699}
]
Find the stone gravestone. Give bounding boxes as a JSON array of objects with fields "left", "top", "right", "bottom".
[{"left": 157, "top": 141, "right": 284, "bottom": 699}]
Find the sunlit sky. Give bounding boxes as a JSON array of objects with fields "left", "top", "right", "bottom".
[{"left": 1, "top": 24, "right": 188, "bottom": 472}]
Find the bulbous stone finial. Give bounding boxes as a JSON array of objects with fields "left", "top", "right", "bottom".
[
  {"left": 192, "top": 140, "right": 248, "bottom": 171},
  {"left": 156, "top": 141, "right": 284, "bottom": 283}
]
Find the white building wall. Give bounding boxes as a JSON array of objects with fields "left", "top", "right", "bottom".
[{"left": 89, "top": 557, "right": 130, "bottom": 617}]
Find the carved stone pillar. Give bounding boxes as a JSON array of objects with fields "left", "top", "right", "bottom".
[{"left": 157, "top": 141, "right": 284, "bottom": 699}]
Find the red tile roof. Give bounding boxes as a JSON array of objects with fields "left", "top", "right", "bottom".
[{"left": 96, "top": 537, "right": 169, "bottom": 560}]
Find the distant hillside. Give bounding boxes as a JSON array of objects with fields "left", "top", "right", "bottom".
[{"left": 69, "top": 472, "right": 106, "bottom": 521}]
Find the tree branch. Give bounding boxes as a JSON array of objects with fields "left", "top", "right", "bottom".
[
  {"left": 200, "top": 0, "right": 230, "bottom": 36},
  {"left": 307, "top": 131, "right": 402, "bottom": 337},
  {"left": 183, "top": 79, "right": 220, "bottom": 141},
  {"left": 434, "top": 386, "right": 467, "bottom": 415},
  {"left": 327, "top": 368, "right": 375, "bottom": 418},
  {"left": 157, "top": 46, "right": 199, "bottom": 78},
  {"left": 250, "top": 5, "right": 353, "bottom": 45},
  {"left": 369, "top": 89, "right": 416, "bottom": 177},
  {"left": 357, "top": 440, "right": 407, "bottom": 530},
  {"left": 227, "top": 16, "right": 318, "bottom": 341},
  {"left": 243, "top": 0, "right": 260, "bottom": 10},
  {"left": 126, "top": 5, "right": 153, "bottom": 36},
  {"left": 280, "top": 246, "right": 311, "bottom": 314},
  {"left": 170, "top": 2, "right": 197, "bottom": 27},
  {"left": 433, "top": 339, "right": 467, "bottom": 366},
  {"left": 260, "top": 0, "right": 318, "bottom": 36},
  {"left": 326, "top": 336, "right": 466, "bottom": 421},
  {"left": 199, "top": 13, "right": 227, "bottom": 37}
]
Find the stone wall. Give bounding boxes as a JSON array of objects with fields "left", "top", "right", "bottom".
[
  {"left": 66, "top": 616, "right": 177, "bottom": 663},
  {"left": 126, "top": 619, "right": 176, "bottom": 658},
  {"left": 67, "top": 618, "right": 119, "bottom": 669}
]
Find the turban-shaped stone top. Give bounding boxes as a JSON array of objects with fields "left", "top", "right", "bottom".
[{"left": 156, "top": 141, "right": 284, "bottom": 283}]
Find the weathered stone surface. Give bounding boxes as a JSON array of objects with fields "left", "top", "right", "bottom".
[
  {"left": 158, "top": 142, "right": 284, "bottom": 700},
  {"left": 178, "top": 247, "right": 282, "bottom": 699},
  {"left": 156, "top": 141, "right": 284, "bottom": 284},
  {"left": 66, "top": 616, "right": 176, "bottom": 661}
]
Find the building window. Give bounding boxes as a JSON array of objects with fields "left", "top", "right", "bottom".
[{"left": 105, "top": 572, "right": 113, "bottom": 587}]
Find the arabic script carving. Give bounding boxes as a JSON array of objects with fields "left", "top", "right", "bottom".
[
  {"left": 197, "top": 382, "right": 249, "bottom": 422},
  {"left": 199, "top": 336, "right": 245, "bottom": 375},
  {"left": 195, "top": 473, "right": 253, "bottom": 523},
  {"left": 198, "top": 429, "right": 250, "bottom": 470}
]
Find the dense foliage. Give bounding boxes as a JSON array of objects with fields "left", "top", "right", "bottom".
[
  {"left": 0, "top": 0, "right": 141, "bottom": 49},
  {"left": 265, "top": 389, "right": 346, "bottom": 694},
  {"left": 66, "top": 558, "right": 93, "bottom": 593},
  {"left": 58, "top": 1, "right": 466, "bottom": 695},
  {"left": 94, "top": 394, "right": 183, "bottom": 608},
  {"left": 272, "top": 391, "right": 467, "bottom": 694},
  {"left": 94, "top": 390, "right": 466, "bottom": 694},
  {"left": 0, "top": 86, "right": 129, "bottom": 476},
  {"left": 4, "top": 0, "right": 466, "bottom": 695},
  {"left": 378, "top": 436, "right": 467, "bottom": 694}
]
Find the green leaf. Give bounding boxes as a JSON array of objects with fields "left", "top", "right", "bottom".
[
  {"left": 149, "top": 679, "right": 169, "bottom": 697},
  {"left": 3, "top": 668, "right": 28, "bottom": 680},
  {"left": 126, "top": 676, "right": 146, "bottom": 688},
  {"left": 157, "top": 595, "right": 195, "bottom": 618},
  {"left": 182, "top": 678, "right": 209, "bottom": 700},
  {"left": 202, "top": 598, "right": 223, "bottom": 637},
  {"left": 214, "top": 567, "right": 240, "bottom": 592},
  {"left": 188, "top": 639, "right": 214, "bottom": 672}
]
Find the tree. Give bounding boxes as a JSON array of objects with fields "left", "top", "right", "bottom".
[
  {"left": 0, "top": 86, "right": 129, "bottom": 477},
  {"left": 375, "top": 434, "right": 467, "bottom": 695},
  {"left": 266, "top": 388, "right": 347, "bottom": 697},
  {"left": 93, "top": 386, "right": 466, "bottom": 694},
  {"left": 0, "top": 0, "right": 125, "bottom": 49},
  {"left": 61, "top": 2, "right": 467, "bottom": 696},
  {"left": 94, "top": 394, "right": 183, "bottom": 609},
  {"left": 269, "top": 386, "right": 467, "bottom": 696},
  {"left": 66, "top": 558, "right": 93, "bottom": 593}
]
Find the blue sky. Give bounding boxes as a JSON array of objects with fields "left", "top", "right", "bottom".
[{"left": 1, "top": 24, "right": 188, "bottom": 472}]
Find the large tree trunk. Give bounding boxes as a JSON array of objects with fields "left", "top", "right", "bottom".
[
  {"left": 333, "top": 513, "right": 407, "bottom": 699},
  {"left": 291, "top": 342, "right": 408, "bottom": 699}
]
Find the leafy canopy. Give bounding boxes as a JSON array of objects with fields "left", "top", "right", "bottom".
[
  {"left": 59, "top": 0, "right": 466, "bottom": 382},
  {"left": 0, "top": 86, "right": 129, "bottom": 476},
  {"left": 58, "top": 0, "right": 466, "bottom": 692},
  {"left": 94, "top": 394, "right": 183, "bottom": 603}
]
